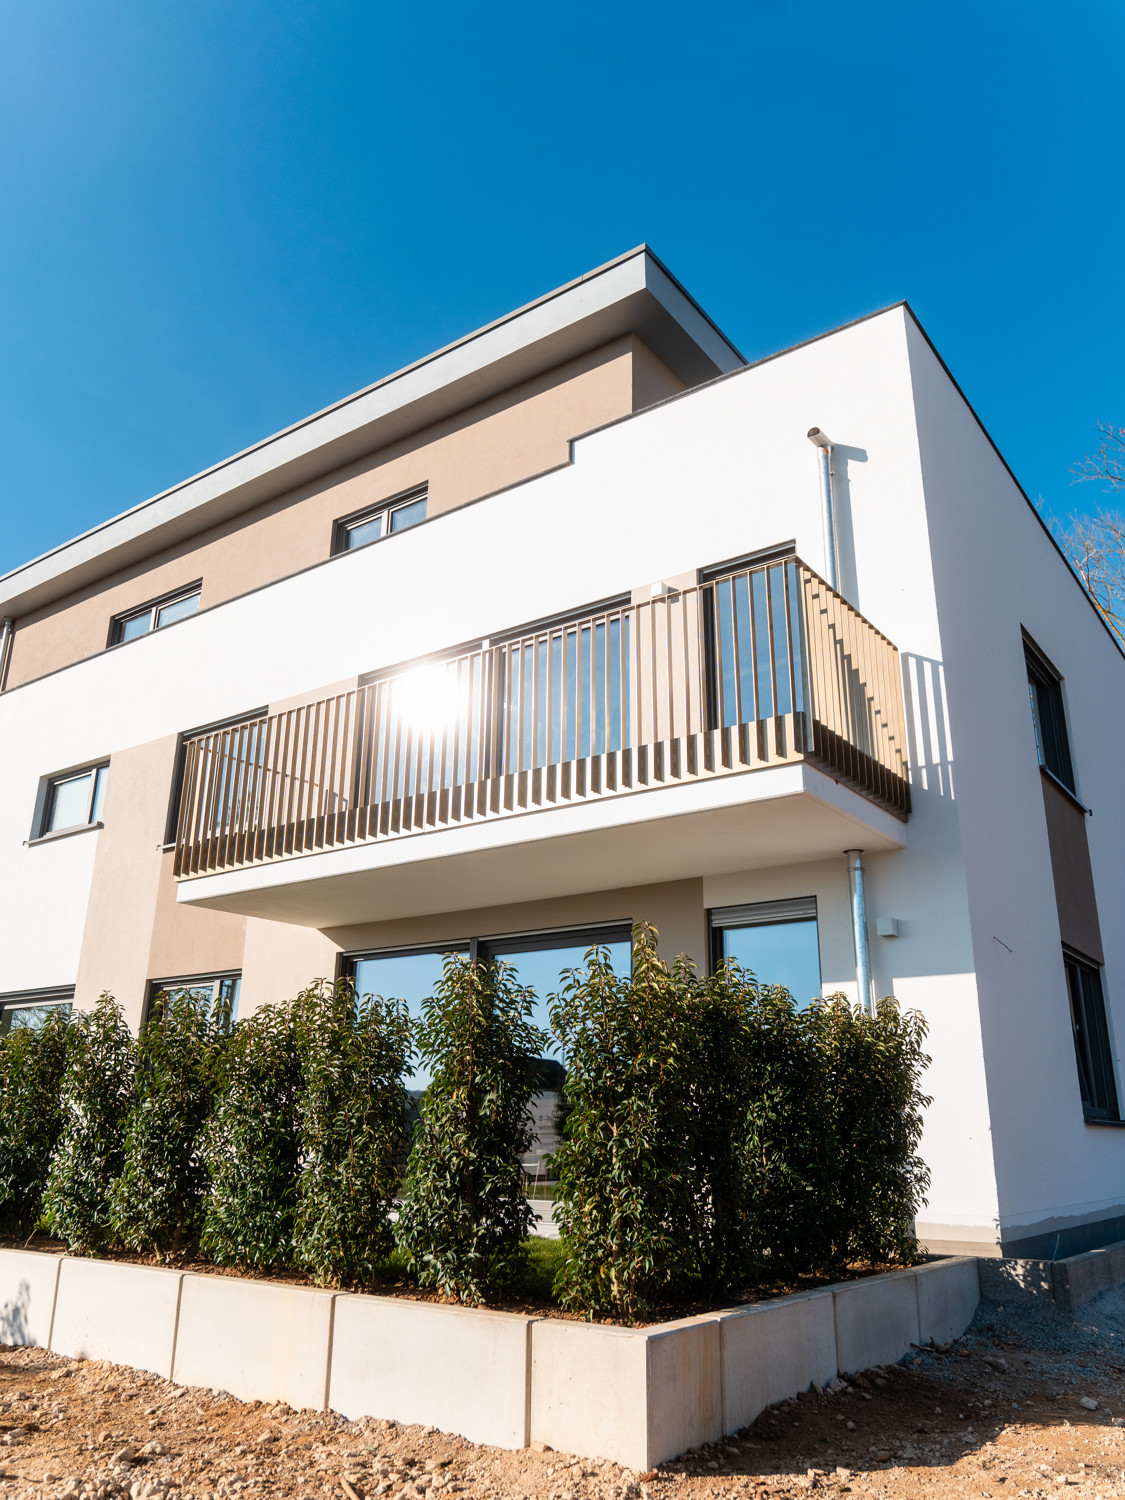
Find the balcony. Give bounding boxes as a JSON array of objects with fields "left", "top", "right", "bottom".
[{"left": 174, "top": 558, "right": 911, "bottom": 926}]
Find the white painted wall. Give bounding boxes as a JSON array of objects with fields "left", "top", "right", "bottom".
[{"left": 905, "top": 319, "right": 1125, "bottom": 1247}]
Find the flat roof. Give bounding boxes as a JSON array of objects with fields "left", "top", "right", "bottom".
[{"left": 0, "top": 246, "right": 745, "bottom": 618}]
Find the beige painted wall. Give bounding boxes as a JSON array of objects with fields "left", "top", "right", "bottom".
[
  {"left": 322, "top": 878, "right": 707, "bottom": 973},
  {"left": 74, "top": 737, "right": 245, "bottom": 1026},
  {"left": 8, "top": 337, "right": 683, "bottom": 690},
  {"left": 239, "top": 919, "right": 342, "bottom": 1019}
]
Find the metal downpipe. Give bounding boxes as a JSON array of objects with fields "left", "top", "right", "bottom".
[
  {"left": 845, "top": 848, "right": 874, "bottom": 1016},
  {"left": 807, "top": 427, "right": 838, "bottom": 590},
  {"left": 0, "top": 618, "right": 12, "bottom": 693}
]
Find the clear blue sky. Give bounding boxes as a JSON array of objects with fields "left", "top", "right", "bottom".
[{"left": 2, "top": 0, "right": 1122, "bottom": 576}]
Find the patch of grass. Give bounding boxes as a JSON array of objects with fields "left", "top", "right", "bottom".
[
  {"left": 520, "top": 1234, "right": 565, "bottom": 1301},
  {"left": 524, "top": 1184, "right": 557, "bottom": 1200}
]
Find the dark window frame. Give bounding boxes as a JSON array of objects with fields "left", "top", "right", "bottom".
[
  {"left": 339, "top": 922, "right": 633, "bottom": 986},
  {"left": 108, "top": 581, "right": 203, "bottom": 648},
  {"left": 331, "top": 486, "right": 429, "bottom": 557},
  {"left": 163, "top": 706, "right": 268, "bottom": 846},
  {"left": 145, "top": 971, "right": 241, "bottom": 1026},
  {"left": 0, "top": 986, "right": 75, "bottom": 1035},
  {"left": 1064, "top": 947, "right": 1120, "bottom": 1123},
  {"left": 708, "top": 896, "right": 820, "bottom": 978},
  {"left": 1024, "top": 633, "right": 1076, "bottom": 795},
  {"left": 36, "top": 761, "right": 109, "bottom": 839}
]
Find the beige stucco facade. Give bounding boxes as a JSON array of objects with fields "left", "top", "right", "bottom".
[{"left": 7, "top": 335, "right": 682, "bottom": 690}]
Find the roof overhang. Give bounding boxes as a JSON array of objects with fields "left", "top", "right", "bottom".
[{"left": 0, "top": 246, "right": 744, "bottom": 619}]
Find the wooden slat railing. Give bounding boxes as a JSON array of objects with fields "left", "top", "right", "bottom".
[{"left": 173, "top": 558, "right": 910, "bottom": 878}]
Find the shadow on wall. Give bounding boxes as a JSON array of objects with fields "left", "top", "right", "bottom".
[
  {"left": 827, "top": 444, "right": 867, "bottom": 605},
  {"left": 0, "top": 1280, "right": 36, "bottom": 1346},
  {"left": 902, "top": 653, "right": 955, "bottom": 799}
]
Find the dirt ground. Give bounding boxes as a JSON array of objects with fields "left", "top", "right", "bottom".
[{"left": 1, "top": 1285, "right": 1124, "bottom": 1500}]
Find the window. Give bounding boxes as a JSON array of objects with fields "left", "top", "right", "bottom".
[
  {"left": 1064, "top": 950, "right": 1119, "bottom": 1121},
  {"left": 164, "top": 707, "right": 268, "bottom": 846},
  {"left": 710, "top": 897, "right": 822, "bottom": 1006},
  {"left": 343, "top": 923, "right": 630, "bottom": 1089},
  {"left": 701, "top": 555, "right": 802, "bottom": 732},
  {"left": 38, "top": 763, "right": 108, "bottom": 837},
  {"left": 332, "top": 488, "right": 427, "bottom": 555},
  {"left": 109, "top": 583, "right": 201, "bottom": 646},
  {"left": 147, "top": 972, "right": 240, "bottom": 1024},
  {"left": 0, "top": 988, "right": 74, "bottom": 1034},
  {"left": 1025, "top": 637, "right": 1076, "bottom": 793}
]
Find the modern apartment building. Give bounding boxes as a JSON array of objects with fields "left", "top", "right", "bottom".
[{"left": 1, "top": 247, "right": 1122, "bottom": 1261}]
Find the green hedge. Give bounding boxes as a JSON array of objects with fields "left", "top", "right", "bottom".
[
  {"left": 550, "top": 924, "right": 931, "bottom": 1317},
  {"left": 0, "top": 928, "right": 930, "bottom": 1320}
]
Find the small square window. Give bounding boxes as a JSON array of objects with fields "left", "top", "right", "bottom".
[
  {"left": 110, "top": 584, "right": 201, "bottom": 647},
  {"left": 40, "top": 764, "right": 108, "bottom": 837},
  {"left": 333, "top": 488, "right": 427, "bottom": 555}
]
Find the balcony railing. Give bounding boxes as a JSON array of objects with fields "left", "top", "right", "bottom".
[{"left": 173, "top": 558, "right": 910, "bottom": 879}]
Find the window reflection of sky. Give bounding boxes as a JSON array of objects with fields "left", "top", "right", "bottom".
[
  {"left": 718, "top": 919, "right": 822, "bottom": 1007},
  {"left": 351, "top": 940, "right": 630, "bottom": 1089}
]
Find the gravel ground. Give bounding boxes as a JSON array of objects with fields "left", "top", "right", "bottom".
[{"left": 1, "top": 1285, "right": 1124, "bottom": 1500}]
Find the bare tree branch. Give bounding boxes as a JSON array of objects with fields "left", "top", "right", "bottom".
[
  {"left": 1053, "top": 507, "right": 1125, "bottom": 648},
  {"left": 1071, "top": 421, "right": 1125, "bottom": 491}
]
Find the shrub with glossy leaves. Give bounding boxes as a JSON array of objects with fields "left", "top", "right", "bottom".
[
  {"left": 293, "top": 979, "right": 413, "bottom": 1287},
  {"left": 397, "top": 954, "right": 547, "bottom": 1304},
  {"left": 110, "top": 990, "right": 231, "bottom": 1261},
  {"left": 548, "top": 925, "right": 702, "bottom": 1318},
  {"left": 550, "top": 927, "right": 932, "bottom": 1318},
  {"left": 200, "top": 998, "right": 300, "bottom": 1269},
  {"left": 43, "top": 994, "right": 136, "bottom": 1253},
  {"left": 801, "top": 995, "right": 931, "bottom": 1275},
  {"left": 0, "top": 1008, "right": 73, "bottom": 1236}
]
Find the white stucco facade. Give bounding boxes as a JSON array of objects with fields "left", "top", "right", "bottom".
[{"left": 1, "top": 256, "right": 1121, "bottom": 1260}]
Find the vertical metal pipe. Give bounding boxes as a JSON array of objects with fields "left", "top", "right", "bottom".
[
  {"left": 845, "top": 848, "right": 874, "bottom": 1015},
  {"left": 817, "top": 443, "right": 838, "bottom": 591},
  {"left": 0, "top": 617, "right": 13, "bottom": 692}
]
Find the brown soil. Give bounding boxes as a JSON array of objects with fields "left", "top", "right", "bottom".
[{"left": 1, "top": 1290, "right": 1123, "bottom": 1500}]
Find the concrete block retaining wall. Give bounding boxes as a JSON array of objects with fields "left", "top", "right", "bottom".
[{"left": 0, "top": 1250, "right": 980, "bottom": 1469}]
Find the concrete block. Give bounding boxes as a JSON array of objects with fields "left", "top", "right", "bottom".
[
  {"left": 1052, "top": 1240, "right": 1125, "bottom": 1310},
  {"left": 915, "top": 1258, "right": 979, "bottom": 1344},
  {"left": 330, "top": 1296, "right": 533, "bottom": 1450},
  {"left": 719, "top": 1290, "right": 837, "bottom": 1432},
  {"left": 530, "top": 1319, "right": 649, "bottom": 1469},
  {"left": 833, "top": 1270, "right": 919, "bottom": 1373},
  {"left": 50, "top": 1258, "right": 182, "bottom": 1377},
  {"left": 644, "top": 1315, "right": 723, "bottom": 1467},
  {"left": 0, "top": 1250, "right": 63, "bottom": 1349},
  {"left": 172, "top": 1274, "right": 334, "bottom": 1410},
  {"left": 977, "top": 1256, "right": 1054, "bottom": 1304},
  {"left": 528, "top": 1313, "right": 722, "bottom": 1470}
]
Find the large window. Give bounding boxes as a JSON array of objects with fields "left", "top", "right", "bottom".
[
  {"left": 343, "top": 923, "right": 631, "bottom": 1089},
  {"left": 147, "top": 972, "right": 241, "bottom": 1024},
  {"left": 37, "top": 763, "right": 108, "bottom": 838},
  {"left": 1025, "top": 636, "right": 1076, "bottom": 794},
  {"left": 0, "top": 988, "right": 74, "bottom": 1034},
  {"left": 332, "top": 487, "right": 428, "bottom": 555},
  {"left": 109, "top": 583, "right": 201, "bottom": 646},
  {"left": 710, "top": 897, "right": 822, "bottom": 1006},
  {"left": 1064, "top": 950, "right": 1119, "bottom": 1122}
]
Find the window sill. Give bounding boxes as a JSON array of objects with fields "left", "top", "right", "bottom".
[
  {"left": 1040, "top": 764, "right": 1090, "bottom": 814},
  {"left": 1083, "top": 1115, "right": 1125, "bottom": 1128},
  {"left": 27, "top": 821, "right": 103, "bottom": 847}
]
